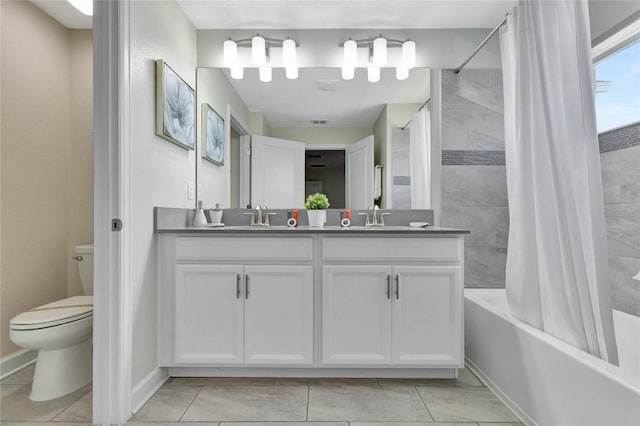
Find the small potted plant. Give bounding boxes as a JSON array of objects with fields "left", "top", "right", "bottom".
[{"left": 305, "top": 193, "right": 330, "bottom": 228}]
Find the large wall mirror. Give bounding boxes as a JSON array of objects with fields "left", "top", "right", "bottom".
[{"left": 195, "top": 67, "right": 430, "bottom": 209}]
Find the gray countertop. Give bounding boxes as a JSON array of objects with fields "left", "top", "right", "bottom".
[
  {"left": 156, "top": 225, "right": 470, "bottom": 234},
  {"left": 154, "top": 207, "right": 470, "bottom": 235}
]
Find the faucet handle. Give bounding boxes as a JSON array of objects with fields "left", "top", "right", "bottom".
[
  {"left": 265, "top": 212, "right": 277, "bottom": 226},
  {"left": 358, "top": 212, "right": 371, "bottom": 226},
  {"left": 243, "top": 212, "right": 256, "bottom": 225},
  {"left": 379, "top": 212, "right": 391, "bottom": 226}
]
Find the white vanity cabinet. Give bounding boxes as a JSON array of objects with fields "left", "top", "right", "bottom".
[
  {"left": 160, "top": 236, "right": 314, "bottom": 367},
  {"left": 159, "top": 230, "right": 466, "bottom": 375},
  {"left": 174, "top": 264, "right": 244, "bottom": 364},
  {"left": 243, "top": 265, "right": 313, "bottom": 365},
  {"left": 321, "top": 237, "right": 464, "bottom": 367}
]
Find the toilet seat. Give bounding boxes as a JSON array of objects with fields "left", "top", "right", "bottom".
[{"left": 10, "top": 296, "right": 93, "bottom": 331}]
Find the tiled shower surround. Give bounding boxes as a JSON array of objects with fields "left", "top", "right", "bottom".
[
  {"left": 600, "top": 121, "right": 640, "bottom": 316},
  {"left": 440, "top": 69, "right": 508, "bottom": 288},
  {"left": 439, "top": 69, "right": 639, "bottom": 318}
]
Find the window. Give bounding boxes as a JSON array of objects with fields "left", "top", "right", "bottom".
[{"left": 595, "top": 40, "right": 640, "bottom": 132}]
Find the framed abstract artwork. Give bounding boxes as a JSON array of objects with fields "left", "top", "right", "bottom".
[
  {"left": 201, "top": 103, "right": 225, "bottom": 165},
  {"left": 155, "top": 59, "right": 195, "bottom": 150}
]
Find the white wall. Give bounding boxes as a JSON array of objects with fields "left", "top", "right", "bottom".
[
  {"left": 130, "top": 0, "right": 197, "bottom": 386},
  {"left": 196, "top": 68, "right": 250, "bottom": 208},
  {"left": 197, "top": 29, "right": 501, "bottom": 70},
  {"left": 1, "top": 1, "right": 93, "bottom": 357},
  {"left": 269, "top": 127, "right": 373, "bottom": 146}
]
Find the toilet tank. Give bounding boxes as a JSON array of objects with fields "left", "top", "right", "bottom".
[{"left": 75, "top": 244, "right": 93, "bottom": 296}]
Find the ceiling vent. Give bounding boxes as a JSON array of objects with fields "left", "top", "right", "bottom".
[{"left": 311, "top": 119, "right": 328, "bottom": 125}]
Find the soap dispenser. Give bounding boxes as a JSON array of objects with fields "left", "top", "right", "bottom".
[{"left": 193, "top": 200, "right": 208, "bottom": 227}]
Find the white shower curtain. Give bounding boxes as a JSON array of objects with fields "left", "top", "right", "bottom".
[
  {"left": 500, "top": 0, "right": 618, "bottom": 363},
  {"left": 409, "top": 107, "right": 431, "bottom": 209}
]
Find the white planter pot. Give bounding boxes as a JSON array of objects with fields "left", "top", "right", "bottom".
[{"left": 307, "top": 210, "right": 326, "bottom": 228}]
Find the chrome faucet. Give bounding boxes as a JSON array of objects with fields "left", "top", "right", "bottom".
[
  {"left": 358, "top": 205, "right": 391, "bottom": 227},
  {"left": 243, "top": 205, "right": 276, "bottom": 227}
]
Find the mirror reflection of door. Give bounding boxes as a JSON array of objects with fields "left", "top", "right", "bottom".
[
  {"left": 251, "top": 135, "right": 305, "bottom": 208},
  {"left": 230, "top": 127, "right": 240, "bottom": 208},
  {"left": 251, "top": 134, "right": 373, "bottom": 209}
]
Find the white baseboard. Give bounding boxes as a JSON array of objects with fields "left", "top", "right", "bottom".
[
  {"left": 131, "top": 367, "right": 169, "bottom": 414},
  {"left": 0, "top": 349, "right": 37, "bottom": 380},
  {"left": 465, "top": 357, "right": 536, "bottom": 426}
]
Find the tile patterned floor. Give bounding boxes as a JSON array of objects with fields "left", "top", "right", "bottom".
[{"left": 0, "top": 363, "right": 523, "bottom": 425}]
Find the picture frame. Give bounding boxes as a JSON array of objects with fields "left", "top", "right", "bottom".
[
  {"left": 155, "top": 59, "right": 195, "bottom": 150},
  {"left": 201, "top": 103, "right": 225, "bottom": 165}
]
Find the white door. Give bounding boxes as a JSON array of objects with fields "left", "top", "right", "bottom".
[
  {"left": 174, "top": 265, "right": 244, "bottom": 364},
  {"left": 391, "top": 266, "right": 463, "bottom": 366},
  {"left": 244, "top": 265, "right": 314, "bottom": 365},
  {"left": 251, "top": 135, "right": 305, "bottom": 208},
  {"left": 345, "top": 135, "right": 374, "bottom": 209},
  {"left": 322, "top": 265, "right": 392, "bottom": 365}
]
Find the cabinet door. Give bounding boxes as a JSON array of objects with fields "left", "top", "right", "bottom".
[
  {"left": 322, "top": 265, "right": 392, "bottom": 365},
  {"left": 391, "top": 266, "right": 462, "bottom": 366},
  {"left": 244, "top": 265, "right": 314, "bottom": 365},
  {"left": 174, "top": 265, "right": 243, "bottom": 364}
]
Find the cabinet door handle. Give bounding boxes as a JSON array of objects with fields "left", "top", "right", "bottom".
[
  {"left": 236, "top": 274, "right": 241, "bottom": 299},
  {"left": 395, "top": 274, "right": 400, "bottom": 299},
  {"left": 245, "top": 275, "right": 249, "bottom": 299},
  {"left": 386, "top": 275, "right": 391, "bottom": 299}
]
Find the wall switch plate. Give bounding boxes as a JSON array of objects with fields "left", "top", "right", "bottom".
[{"left": 188, "top": 181, "right": 195, "bottom": 200}]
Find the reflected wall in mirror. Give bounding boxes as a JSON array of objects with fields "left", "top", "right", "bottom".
[{"left": 195, "top": 67, "right": 430, "bottom": 209}]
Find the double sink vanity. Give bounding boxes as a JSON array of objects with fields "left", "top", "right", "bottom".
[{"left": 156, "top": 207, "right": 469, "bottom": 378}]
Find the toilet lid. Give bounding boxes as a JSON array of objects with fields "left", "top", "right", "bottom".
[{"left": 10, "top": 296, "right": 93, "bottom": 330}]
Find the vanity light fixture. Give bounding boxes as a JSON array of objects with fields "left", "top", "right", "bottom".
[
  {"left": 223, "top": 40, "right": 238, "bottom": 68},
  {"left": 372, "top": 36, "right": 387, "bottom": 66},
  {"left": 252, "top": 35, "right": 267, "bottom": 65},
  {"left": 68, "top": 0, "right": 93, "bottom": 16},
  {"left": 368, "top": 67, "right": 381, "bottom": 83},
  {"left": 230, "top": 67, "right": 244, "bottom": 80},
  {"left": 342, "top": 39, "right": 357, "bottom": 80},
  {"left": 402, "top": 40, "right": 416, "bottom": 69},
  {"left": 341, "top": 36, "right": 416, "bottom": 81},
  {"left": 259, "top": 66, "right": 273, "bottom": 83},
  {"left": 223, "top": 34, "right": 299, "bottom": 80},
  {"left": 396, "top": 66, "right": 409, "bottom": 80}
]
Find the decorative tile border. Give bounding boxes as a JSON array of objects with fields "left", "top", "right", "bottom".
[
  {"left": 599, "top": 121, "right": 640, "bottom": 153},
  {"left": 442, "top": 150, "right": 505, "bottom": 166},
  {"left": 393, "top": 176, "right": 411, "bottom": 185}
]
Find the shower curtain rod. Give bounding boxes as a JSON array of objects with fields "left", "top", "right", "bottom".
[
  {"left": 401, "top": 98, "right": 431, "bottom": 130},
  {"left": 455, "top": 11, "right": 512, "bottom": 73}
]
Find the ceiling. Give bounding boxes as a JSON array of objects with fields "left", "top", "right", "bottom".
[
  {"left": 213, "top": 67, "right": 430, "bottom": 127},
  {"left": 30, "top": 0, "right": 514, "bottom": 30},
  {"left": 31, "top": 0, "right": 92, "bottom": 29},
  {"left": 178, "top": 1, "right": 515, "bottom": 30}
]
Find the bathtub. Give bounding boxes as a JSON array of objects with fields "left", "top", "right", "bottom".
[{"left": 465, "top": 288, "right": 640, "bottom": 426}]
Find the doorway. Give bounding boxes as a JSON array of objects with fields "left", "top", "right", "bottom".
[{"left": 305, "top": 150, "right": 346, "bottom": 209}]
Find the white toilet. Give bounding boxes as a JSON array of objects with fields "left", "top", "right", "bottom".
[{"left": 10, "top": 244, "right": 93, "bottom": 401}]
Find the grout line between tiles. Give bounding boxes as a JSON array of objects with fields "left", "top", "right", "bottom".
[
  {"left": 177, "top": 385, "right": 203, "bottom": 422},
  {"left": 305, "top": 385, "right": 310, "bottom": 421},
  {"left": 414, "top": 385, "right": 436, "bottom": 422},
  {"left": 47, "top": 385, "right": 93, "bottom": 422}
]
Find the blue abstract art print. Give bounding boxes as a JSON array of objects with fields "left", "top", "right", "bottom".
[
  {"left": 202, "top": 103, "right": 225, "bottom": 165},
  {"left": 155, "top": 59, "right": 195, "bottom": 150}
]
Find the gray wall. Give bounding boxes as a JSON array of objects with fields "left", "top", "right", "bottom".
[
  {"left": 391, "top": 128, "right": 412, "bottom": 209},
  {"left": 600, "top": 122, "right": 640, "bottom": 317},
  {"left": 440, "top": 69, "right": 508, "bottom": 288}
]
